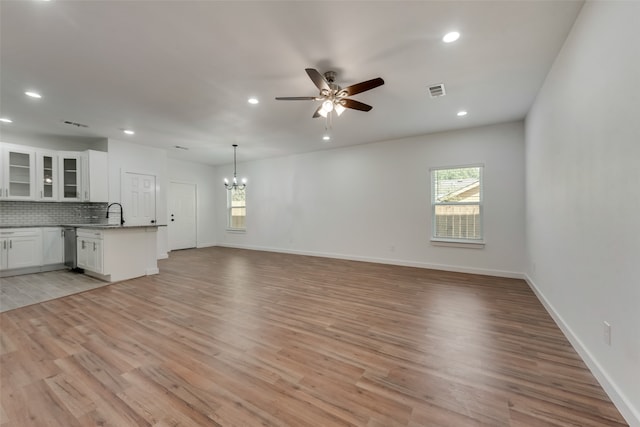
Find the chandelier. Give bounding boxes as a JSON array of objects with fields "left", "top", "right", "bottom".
[{"left": 224, "top": 144, "right": 246, "bottom": 190}]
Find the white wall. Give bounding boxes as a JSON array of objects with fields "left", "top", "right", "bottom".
[
  {"left": 525, "top": 2, "right": 640, "bottom": 424},
  {"left": 216, "top": 121, "right": 526, "bottom": 277},
  {"left": 107, "top": 139, "right": 169, "bottom": 258},
  {"left": 167, "top": 158, "right": 217, "bottom": 248},
  {"left": 0, "top": 130, "right": 107, "bottom": 151}
]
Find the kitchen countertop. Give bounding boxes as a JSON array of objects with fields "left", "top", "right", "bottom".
[
  {"left": 73, "top": 224, "right": 159, "bottom": 230},
  {"left": 0, "top": 224, "right": 160, "bottom": 229}
]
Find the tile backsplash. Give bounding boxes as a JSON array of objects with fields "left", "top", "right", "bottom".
[{"left": 0, "top": 201, "right": 108, "bottom": 227}]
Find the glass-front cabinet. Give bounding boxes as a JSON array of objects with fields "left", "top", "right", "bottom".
[
  {"left": 1, "top": 146, "right": 36, "bottom": 200},
  {"left": 37, "top": 151, "right": 58, "bottom": 201},
  {"left": 0, "top": 144, "right": 106, "bottom": 202},
  {"left": 58, "top": 152, "right": 82, "bottom": 201}
]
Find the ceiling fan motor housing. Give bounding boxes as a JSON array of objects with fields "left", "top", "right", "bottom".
[{"left": 323, "top": 71, "right": 337, "bottom": 83}]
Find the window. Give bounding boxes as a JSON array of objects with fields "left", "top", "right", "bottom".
[
  {"left": 431, "top": 165, "right": 483, "bottom": 243},
  {"left": 227, "top": 187, "right": 246, "bottom": 230}
]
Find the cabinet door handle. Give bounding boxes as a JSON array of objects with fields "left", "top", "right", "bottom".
[
  {"left": 9, "top": 240, "right": 12, "bottom": 249},
  {"left": 3, "top": 241, "right": 6, "bottom": 250},
  {"left": 81, "top": 240, "right": 85, "bottom": 249}
]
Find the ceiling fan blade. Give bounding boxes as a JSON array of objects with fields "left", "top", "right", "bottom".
[
  {"left": 342, "top": 98, "right": 373, "bottom": 112},
  {"left": 305, "top": 68, "right": 330, "bottom": 91},
  {"left": 275, "top": 96, "right": 317, "bottom": 101},
  {"left": 312, "top": 105, "right": 323, "bottom": 118},
  {"left": 341, "top": 77, "right": 385, "bottom": 97}
]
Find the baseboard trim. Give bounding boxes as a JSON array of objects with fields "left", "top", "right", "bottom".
[
  {"left": 196, "top": 242, "right": 217, "bottom": 249},
  {"left": 0, "top": 263, "right": 66, "bottom": 278},
  {"left": 215, "top": 243, "right": 524, "bottom": 279},
  {"left": 525, "top": 274, "right": 639, "bottom": 427}
]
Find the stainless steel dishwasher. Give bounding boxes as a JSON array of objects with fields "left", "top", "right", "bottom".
[{"left": 63, "top": 227, "right": 77, "bottom": 269}]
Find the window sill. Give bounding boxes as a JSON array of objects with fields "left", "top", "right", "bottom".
[
  {"left": 226, "top": 228, "right": 246, "bottom": 233},
  {"left": 431, "top": 239, "right": 485, "bottom": 249}
]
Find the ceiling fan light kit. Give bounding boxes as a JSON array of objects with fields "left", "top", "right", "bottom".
[{"left": 276, "top": 68, "right": 384, "bottom": 122}]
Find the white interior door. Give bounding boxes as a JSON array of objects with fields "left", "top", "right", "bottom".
[
  {"left": 168, "top": 182, "right": 197, "bottom": 250},
  {"left": 123, "top": 172, "right": 156, "bottom": 226}
]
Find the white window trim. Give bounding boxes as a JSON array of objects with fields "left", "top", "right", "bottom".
[
  {"left": 226, "top": 227, "right": 246, "bottom": 233},
  {"left": 430, "top": 238, "right": 485, "bottom": 249},
  {"left": 226, "top": 187, "right": 246, "bottom": 231},
  {"left": 430, "top": 163, "right": 484, "bottom": 246}
]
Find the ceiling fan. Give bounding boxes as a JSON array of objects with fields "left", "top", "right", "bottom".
[{"left": 276, "top": 68, "right": 384, "bottom": 118}]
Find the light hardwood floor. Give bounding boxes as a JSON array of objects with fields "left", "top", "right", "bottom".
[{"left": 0, "top": 247, "right": 628, "bottom": 426}]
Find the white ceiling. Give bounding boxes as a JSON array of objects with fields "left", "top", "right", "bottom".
[{"left": 0, "top": 1, "right": 583, "bottom": 166}]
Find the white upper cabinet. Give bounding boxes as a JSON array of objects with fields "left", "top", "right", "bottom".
[
  {"left": 1, "top": 144, "right": 36, "bottom": 200},
  {"left": 81, "top": 150, "right": 108, "bottom": 202},
  {"left": 36, "top": 150, "right": 59, "bottom": 201},
  {"left": 58, "top": 151, "right": 82, "bottom": 201},
  {"left": 0, "top": 143, "right": 107, "bottom": 202}
]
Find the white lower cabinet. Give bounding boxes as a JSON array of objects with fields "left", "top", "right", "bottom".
[
  {"left": 42, "top": 227, "right": 64, "bottom": 265},
  {"left": 77, "top": 230, "right": 103, "bottom": 274},
  {"left": 0, "top": 238, "right": 6, "bottom": 270},
  {"left": 76, "top": 227, "right": 158, "bottom": 282},
  {"left": 0, "top": 229, "right": 43, "bottom": 271}
]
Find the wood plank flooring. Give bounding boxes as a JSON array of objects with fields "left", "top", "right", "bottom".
[{"left": 0, "top": 247, "right": 628, "bottom": 426}]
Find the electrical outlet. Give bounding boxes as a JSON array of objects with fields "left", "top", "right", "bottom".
[{"left": 603, "top": 321, "right": 611, "bottom": 346}]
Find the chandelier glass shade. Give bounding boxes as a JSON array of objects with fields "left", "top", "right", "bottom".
[
  {"left": 224, "top": 144, "right": 246, "bottom": 190},
  {"left": 318, "top": 99, "right": 346, "bottom": 118}
]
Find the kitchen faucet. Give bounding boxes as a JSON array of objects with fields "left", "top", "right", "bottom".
[{"left": 106, "top": 202, "right": 125, "bottom": 226}]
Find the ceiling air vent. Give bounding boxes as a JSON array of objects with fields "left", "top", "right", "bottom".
[
  {"left": 62, "top": 120, "right": 89, "bottom": 128},
  {"left": 428, "top": 83, "right": 446, "bottom": 98}
]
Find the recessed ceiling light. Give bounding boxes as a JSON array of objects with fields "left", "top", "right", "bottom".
[
  {"left": 322, "top": 135, "right": 331, "bottom": 141},
  {"left": 25, "top": 91, "right": 42, "bottom": 98},
  {"left": 123, "top": 129, "right": 135, "bottom": 135},
  {"left": 0, "top": 117, "right": 13, "bottom": 123},
  {"left": 457, "top": 110, "right": 468, "bottom": 117},
  {"left": 443, "top": 31, "right": 460, "bottom": 43},
  {"left": 248, "top": 97, "right": 259, "bottom": 105}
]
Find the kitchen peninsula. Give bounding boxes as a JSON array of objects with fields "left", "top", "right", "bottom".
[
  {"left": 75, "top": 224, "right": 158, "bottom": 282},
  {"left": 0, "top": 223, "right": 158, "bottom": 283}
]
